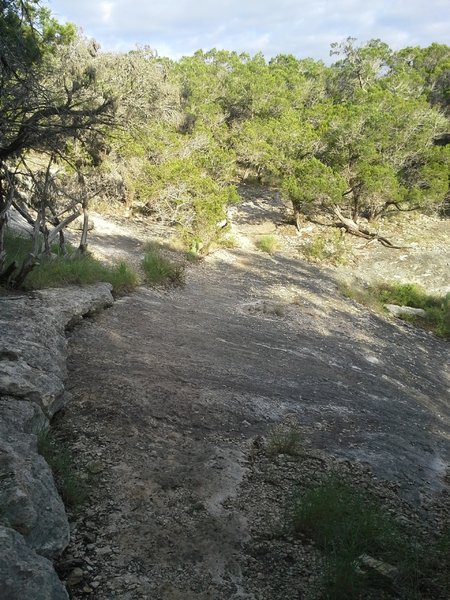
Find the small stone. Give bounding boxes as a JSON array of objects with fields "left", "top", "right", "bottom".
[
  {"left": 88, "top": 461, "right": 104, "bottom": 474},
  {"left": 384, "top": 304, "right": 426, "bottom": 318},
  {"left": 67, "top": 567, "right": 84, "bottom": 587},
  {"left": 358, "top": 554, "right": 398, "bottom": 579}
]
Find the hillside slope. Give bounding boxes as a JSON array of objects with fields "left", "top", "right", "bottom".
[{"left": 59, "top": 187, "right": 449, "bottom": 599}]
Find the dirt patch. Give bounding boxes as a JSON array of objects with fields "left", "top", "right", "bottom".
[{"left": 56, "top": 185, "right": 449, "bottom": 598}]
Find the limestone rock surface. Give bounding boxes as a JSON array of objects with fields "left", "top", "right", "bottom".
[
  {"left": 0, "top": 424, "right": 70, "bottom": 558},
  {"left": 0, "top": 526, "right": 69, "bottom": 600},
  {"left": 0, "top": 283, "right": 115, "bottom": 596}
]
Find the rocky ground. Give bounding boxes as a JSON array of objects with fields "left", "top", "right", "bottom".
[{"left": 55, "top": 185, "right": 449, "bottom": 599}]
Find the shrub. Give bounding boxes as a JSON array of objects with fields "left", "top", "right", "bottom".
[
  {"left": 293, "top": 477, "right": 398, "bottom": 554},
  {"left": 141, "top": 157, "right": 239, "bottom": 253},
  {"left": 142, "top": 249, "right": 184, "bottom": 285},
  {"left": 256, "top": 235, "right": 279, "bottom": 254},
  {"left": 268, "top": 427, "right": 302, "bottom": 456},
  {"left": 302, "top": 230, "right": 348, "bottom": 265},
  {"left": 341, "top": 280, "right": 450, "bottom": 339},
  {"left": 292, "top": 475, "right": 449, "bottom": 599}
]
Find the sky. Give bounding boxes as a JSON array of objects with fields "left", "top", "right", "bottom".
[{"left": 44, "top": 0, "right": 450, "bottom": 62}]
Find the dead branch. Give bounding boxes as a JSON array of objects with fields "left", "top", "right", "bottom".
[{"left": 331, "top": 205, "right": 407, "bottom": 249}]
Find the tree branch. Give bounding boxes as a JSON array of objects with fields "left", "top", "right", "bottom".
[{"left": 331, "top": 205, "right": 407, "bottom": 249}]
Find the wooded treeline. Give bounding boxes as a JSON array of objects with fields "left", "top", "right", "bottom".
[{"left": 1, "top": 0, "right": 449, "bottom": 284}]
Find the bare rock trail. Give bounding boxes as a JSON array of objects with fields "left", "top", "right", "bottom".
[{"left": 60, "top": 188, "right": 449, "bottom": 598}]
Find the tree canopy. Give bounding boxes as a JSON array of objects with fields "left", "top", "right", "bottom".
[{"left": 1, "top": 2, "right": 449, "bottom": 287}]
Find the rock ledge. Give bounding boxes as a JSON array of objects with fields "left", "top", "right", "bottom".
[{"left": 0, "top": 284, "right": 114, "bottom": 600}]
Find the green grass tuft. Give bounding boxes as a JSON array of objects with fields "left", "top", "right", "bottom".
[
  {"left": 3, "top": 230, "right": 138, "bottom": 293},
  {"left": 219, "top": 235, "right": 239, "bottom": 249},
  {"left": 292, "top": 475, "right": 449, "bottom": 599},
  {"left": 142, "top": 249, "right": 185, "bottom": 285},
  {"left": 37, "top": 428, "right": 90, "bottom": 508},
  {"left": 293, "top": 477, "right": 398, "bottom": 555},
  {"left": 27, "top": 256, "right": 138, "bottom": 293},
  {"left": 302, "top": 230, "right": 348, "bottom": 265},
  {"left": 341, "top": 281, "right": 450, "bottom": 339},
  {"left": 268, "top": 427, "right": 302, "bottom": 456},
  {"left": 256, "top": 235, "right": 279, "bottom": 254}
]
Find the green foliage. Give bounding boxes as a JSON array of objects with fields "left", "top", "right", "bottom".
[
  {"left": 0, "top": 1, "right": 75, "bottom": 69},
  {"left": 293, "top": 477, "right": 398, "bottom": 554},
  {"left": 219, "top": 235, "right": 238, "bottom": 249},
  {"left": 377, "top": 283, "right": 450, "bottom": 338},
  {"left": 268, "top": 427, "right": 302, "bottom": 456},
  {"left": 3, "top": 24, "right": 447, "bottom": 265},
  {"left": 144, "top": 156, "right": 239, "bottom": 251},
  {"left": 97, "top": 38, "right": 449, "bottom": 237},
  {"left": 0, "top": 2, "right": 120, "bottom": 284},
  {"left": 3, "top": 230, "right": 138, "bottom": 293},
  {"left": 376, "top": 282, "right": 432, "bottom": 307},
  {"left": 37, "top": 428, "right": 90, "bottom": 508},
  {"left": 3, "top": 230, "right": 32, "bottom": 266},
  {"left": 142, "top": 249, "right": 184, "bottom": 285},
  {"left": 341, "top": 280, "right": 450, "bottom": 338},
  {"left": 329, "top": 37, "right": 392, "bottom": 100},
  {"left": 283, "top": 158, "right": 347, "bottom": 214},
  {"left": 301, "top": 230, "right": 348, "bottom": 265},
  {"left": 27, "top": 256, "right": 137, "bottom": 294},
  {"left": 255, "top": 235, "right": 279, "bottom": 254},
  {"left": 100, "top": 262, "right": 139, "bottom": 295},
  {"left": 292, "top": 475, "right": 448, "bottom": 599}
]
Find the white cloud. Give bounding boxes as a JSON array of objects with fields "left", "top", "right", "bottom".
[
  {"left": 99, "top": 2, "right": 114, "bottom": 24},
  {"left": 45, "top": 0, "right": 450, "bottom": 60}
]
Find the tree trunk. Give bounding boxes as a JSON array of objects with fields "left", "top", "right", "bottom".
[
  {"left": 10, "top": 206, "right": 44, "bottom": 288},
  {"left": 0, "top": 166, "right": 15, "bottom": 277},
  {"left": 125, "top": 186, "right": 135, "bottom": 216},
  {"left": 78, "top": 172, "right": 89, "bottom": 254},
  {"left": 79, "top": 208, "right": 90, "bottom": 253},
  {"left": 0, "top": 259, "right": 17, "bottom": 284},
  {"left": 331, "top": 205, "right": 405, "bottom": 249}
]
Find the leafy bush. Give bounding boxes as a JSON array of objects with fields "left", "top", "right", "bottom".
[
  {"left": 142, "top": 249, "right": 184, "bottom": 285},
  {"left": 137, "top": 156, "right": 239, "bottom": 252}
]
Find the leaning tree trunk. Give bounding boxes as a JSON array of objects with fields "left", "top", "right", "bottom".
[
  {"left": 331, "top": 205, "right": 405, "bottom": 249},
  {"left": 10, "top": 206, "right": 44, "bottom": 289},
  {"left": 0, "top": 166, "right": 16, "bottom": 280}
]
